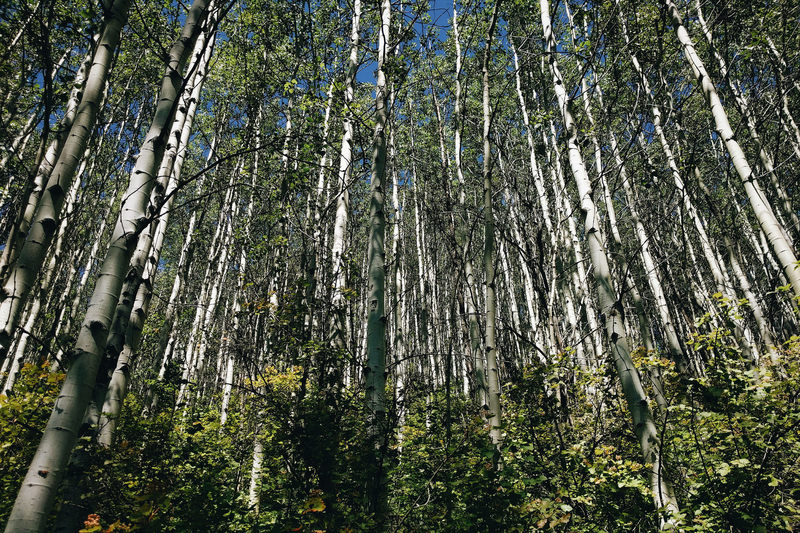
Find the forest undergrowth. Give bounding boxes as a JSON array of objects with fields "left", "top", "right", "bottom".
[{"left": 2, "top": 323, "right": 799, "bottom": 532}]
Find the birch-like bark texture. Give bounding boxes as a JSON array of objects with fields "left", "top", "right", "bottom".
[
  {"left": 665, "top": 0, "right": 800, "bottom": 299},
  {"left": 452, "top": 0, "right": 486, "bottom": 402},
  {"left": 3, "top": 2, "right": 210, "bottom": 529},
  {"left": 364, "top": 0, "right": 390, "bottom": 518},
  {"left": 481, "top": 0, "right": 502, "bottom": 448},
  {"left": 540, "top": 0, "right": 680, "bottom": 525},
  {"left": 618, "top": 136, "right": 686, "bottom": 371},
  {"left": 330, "top": 0, "right": 361, "bottom": 352},
  {"left": 0, "top": 42, "right": 94, "bottom": 281},
  {"left": 695, "top": 0, "right": 799, "bottom": 243},
  {"left": 0, "top": 0, "right": 129, "bottom": 354},
  {"left": 97, "top": 27, "right": 216, "bottom": 445}
]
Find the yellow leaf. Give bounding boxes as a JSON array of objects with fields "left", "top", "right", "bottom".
[{"left": 301, "top": 496, "right": 326, "bottom": 514}]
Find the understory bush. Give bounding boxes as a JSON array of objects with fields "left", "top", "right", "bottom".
[{"left": 2, "top": 334, "right": 799, "bottom": 531}]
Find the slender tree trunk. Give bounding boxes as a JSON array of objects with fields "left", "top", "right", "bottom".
[
  {"left": 180, "top": 178, "right": 237, "bottom": 406},
  {"left": 623, "top": 11, "right": 758, "bottom": 357},
  {"left": 617, "top": 138, "right": 686, "bottom": 372},
  {"left": 540, "top": 0, "right": 679, "bottom": 525},
  {"left": 305, "top": 87, "right": 333, "bottom": 340},
  {"left": 694, "top": 2, "right": 798, "bottom": 242},
  {"left": 330, "top": 0, "right": 361, "bottom": 352},
  {"left": 452, "top": 1, "right": 486, "bottom": 401},
  {"left": 97, "top": 30, "right": 215, "bottom": 444},
  {"left": 0, "top": 40, "right": 105, "bottom": 282},
  {"left": 148, "top": 132, "right": 218, "bottom": 411},
  {"left": 3, "top": 3, "right": 210, "bottom": 529},
  {"left": 664, "top": 0, "right": 800, "bottom": 299},
  {"left": 389, "top": 115, "right": 405, "bottom": 375},
  {"left": 481, "top": 0, "right": 502, "bottom": 448},
  {"left": 0, "top": 0, "right": 129, "bottom": 355},
  {"left": 364, "top": 0, "right": 390, "bottom": 519}
]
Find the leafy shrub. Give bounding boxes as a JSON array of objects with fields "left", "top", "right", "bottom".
[{"left": 0, "top": 363, "right": 64, "bottom": 524}]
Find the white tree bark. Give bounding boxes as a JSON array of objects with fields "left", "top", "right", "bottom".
[
  {"left": 482, "top": 0, "right": 502, "bottom": 447},
  {"left": 3, "top": 2, "right": 211, "bottom": 528},
  {"left": 97, "top": 29, "right": 215, "bottom": 444},
  {"left": 665, "top": 0, "right": 800, "bottom": 299},
  {"left": 694, "top": 2, "right": 798, "bottom": 242},
  {"left": 330, "top": 0, "right": 361, "bottom": 351},
  {"left": 452, "top": 2, "right": 487, "bottom": 399},
  {"left": 364, "top": 0, "right": 390, "bottom": 518},
  {"left": 618, "top": 139, "right": 686, "bottom": 370},
  {"left": 0, "top": 0, "right": 129, "bottom": 355},
  {"left": 541, "top": 0, "right": 679, "bottom": 524}
]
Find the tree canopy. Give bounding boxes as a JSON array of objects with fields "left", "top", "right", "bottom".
[{"left": 1, "top": 0, "right": 800, "bottom": 530}]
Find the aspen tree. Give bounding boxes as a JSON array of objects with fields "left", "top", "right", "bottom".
[
  {"left": 498, "top": 239, "right": 523, "bottom": 358},
  {"left": 364, "top": 0, "right": 390, "bottom": 518},
  {"left": 540, "top": 0, "right": 680, "bottom": 524},
  {"left": 148, "top": 131, "right": 219, "bottom": 406},
  {"left": 616, "top": 133, "right": 687, "bottom": 372},
  {"left": 57, "top": 101, "right": 147, "bottom": 360},
  {"left": 503, "top": 183, "right": 545, "bottom": 360},
  {"left": 693, "top": 1, "right": 798, "bottom": 243},
  {"left": 508, "top": 46, "right": 555, "bottom": 360},
  {"left": 612, "top": 135, "right": 683, "bottom": 395},
  {"left": 3, "top": 137, "right": 90, "bottom": 391},
  {"left": 330, "top": 0, "right": 361, "bottom": 351},
  {"left": 664, "top": 0, "right": 800, "bottom": 299},
  {"left": 179, "top": 163, "right": 238, "bottom": 405},
  {"left": 495, "top": 145, "right": 544, "bottom": 360},
  {"left": 97, "top": 29, "right": 216, "bottom": 444},
  {"left": 620, "top": 7, "right": 760, "bottom": 359},
  {"left": 691, "top": 164, "right": 779, "bottom": 355},
  {"left": 305, "top": 86, "right": 334, "bottom": 340},
  {"left": 565, "top": 4, "right": 639, "bottom": 365},
  {"left": 248, "top": 434, "right": 264, "bottom": 514},
  {"left": 544, "top": 121, "right": 596, "bottom": 366},
  {"left": 0, "top": 109, "right": 39, "bottom": 207},
  {"left": 452, "top": 0, "right": 487, "bottom": 401},
  {"left": 389, "top": 115, "right": 405, "bottom": 372},
  {"left": 481, "top": 0, "right": 502, "bottom": 447},
  {"left": 408, "top": 132, "right": 434, "bottom": 374},
  {"left": 0, "top": 45, "right": 71, "bottom": 247},
  {"left": 98, "top": 21, "right": 216, "bottom": 435},
  {"left": 220, "top": 128, "right": 261, "bottom": 427},
  {"left": 761, "top": 35, "right": 800, "bottom": 162},
  {"left": 577, "top": 41, "right": 673, "bottom": 394},
  {"left": 3, "top": 2, "right": 211, "bottom": 529},
  {"left": 0, "top": 0, "right": 130, "bottom": 356}
]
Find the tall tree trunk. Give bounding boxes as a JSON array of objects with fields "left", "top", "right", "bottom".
[
  {"left": 0, "top": 0, "right": 130, "bottom": 356},
  {"left": 452, "top": 1, "right": 486, "bottom": 401},
  {"left": 481, "top": 0, "right": 502, "bottom": 448},
  {"left": 97, "top": 29, "right": 215, "bottom": 444},
  {"left": 330, "top": 0, "right": 361, "bottom": 352},
  {"left": 540, "top": 0, "right": 679, "bottom": 525},
  {"left": 664, "top": 0, "right": 800, "bottom": 299},
  {"left": 617, "top": 136, "right": 686, "bottom": 373},
  {"left": 148, "top": 131, "right": 218, "bottom": 410},
  {"left": 3, "top": 2, "right": 211, "bottom": 529},
  {"left": 694, "top": 1, "right": 798, "bottom": 243},
  {"left": 364, "top": 0, "right": 390, "bottom": 519}
]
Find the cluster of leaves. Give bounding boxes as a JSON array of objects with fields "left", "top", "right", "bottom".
[
  {"left": 3, "top": 330, "right": 800, "bottom": 531},
  {"left": 668, "top": 333, "right": 800, "bottom": 531},
  {"left": 0, "top": 363, "right": 64, "bottom": 523},
  {"left": 386, "top": 362, "right": 662, "bottom": 532}
]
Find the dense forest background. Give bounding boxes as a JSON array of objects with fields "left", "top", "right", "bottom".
[{"left": 1, "top": 0, "right": 799, "bottom": 530}]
